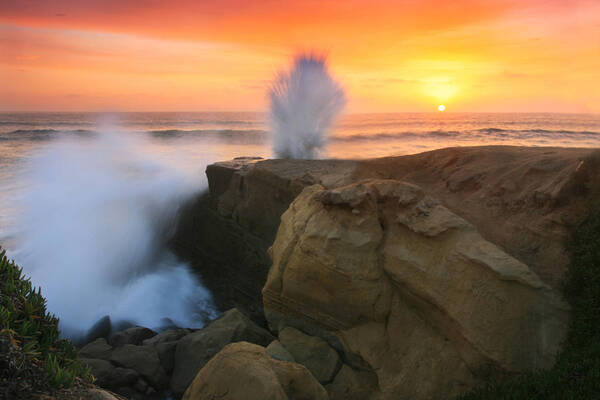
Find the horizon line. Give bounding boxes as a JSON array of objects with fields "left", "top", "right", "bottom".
[{"left": 1, "top": 110, "right": 598, "bottom": 116}]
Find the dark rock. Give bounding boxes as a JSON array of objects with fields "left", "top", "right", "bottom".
[
  {"left": 170, "top": 308, "right": 275, "bottom": 395},
  {"left": 79, "top": 358, "right": 114, "bottom": 387},
  {"left": 79, "top": 338, "right": 113, "bottom": 360},
  {"left": 278, "top": 327, "right": 341, "bottom": 383},
  {"left": 109, "top": 326, "right": 157, "bottom": 347},
  {"left": 85, "top": 315, "right": 111, "bottom": 344},
  {"left": 266, "top": 340, "right": 295, "bottom": 362},
  {"left": 110, "top": 367, "right": 139, "bottom": 388},
  {"left": 133, "top": 378, "right": 148, "bottom": 394},
  {"left": 111, "top": 320, "right": 136, "bottom": 333},
  {"left": 325, "top": 364, "right": 378, "bottom": 400},
  {"left": 142, "top": 328, "right": 190, "bottom": 346},
  {"left": 156, "top": 317, "right": 180, "bottom": 331},
  {"left": 110, "top": 344, "right": 168, "bottom": 389},
  {"left": 170, "top": 193, "right": 271, "bottom": 324},
  {"left": 155, "top": 341, "right": 177, "bottom": 373}
]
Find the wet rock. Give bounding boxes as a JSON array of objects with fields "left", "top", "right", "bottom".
[
  {"left": 109, "top": 326, "right": 157, "bottom": 347},
  {"left": 266, "top": 340, "right": 295, "bottom": 362},
  {"left": 325, "top": 364, "right": 378, "bottom": 400},
  {"left": 110, "top": 344, "right": 168, "bottom": 389},
  {"left": 278, "top": 327, "right": 340, "bottom": 383},
  {"left": 170, "top": 308, "right": 274, "bottom": 395},
  {"left": 79, "top": 338, "right": 113, "bottom": 360},
  {"left": 85, "top": 315, "right": 112, "bottom": 344},
  {"left": 79, "top": 358, "right": 114, "bottom": 387},
  {"left": 155, "top": 341, "right": 178, "bottom": 374},
  {"left": 142, "top": 329, "right": 190, "bottom": 346}
]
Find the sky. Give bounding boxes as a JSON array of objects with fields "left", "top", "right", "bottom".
[{"left": 1, "top": 0, "right": 599, "bottom": 113}]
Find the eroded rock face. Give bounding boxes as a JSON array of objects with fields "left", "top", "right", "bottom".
[
  {"left": 263, "top": 180, "right": 570, "bottom": 399},
  {"left": 182, "top": 342, "right": 328, "bottom": 400}
]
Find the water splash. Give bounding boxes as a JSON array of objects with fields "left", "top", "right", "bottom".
[
  {"left": 10, "top": 129, "right": 217, "bottom": 340},
  {"left": 269, "top": 54, "right": 346, "bottom": 159}
]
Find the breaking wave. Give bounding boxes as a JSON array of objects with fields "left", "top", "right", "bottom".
[{"left": 9, "top": 129, "right": 217, "bottom": 340}]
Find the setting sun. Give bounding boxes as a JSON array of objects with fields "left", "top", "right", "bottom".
[{"left": 438, "top": 105, "right": 446, "bottom": 112}]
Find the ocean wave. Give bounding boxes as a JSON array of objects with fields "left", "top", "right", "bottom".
[
  {"left": 149, "top": 129, "right": 268, "bottom": 142},
  {"left": 332, "top": 127, "right": 599, "bottom": 143},
  {"left": 0, "top": 128, "right": 269, "bottom": 143},
  {"left": 0, "top": 129, "right": 95, "bottom": 141},
  {"left": 475, "top": 127, "right": 598, "bottom": 136},
  {"left": 332, "top": 130, "right": 463, "bottom": 142},
  {"left": 2, "top": 126, "right": 598, "bottom": 145}
]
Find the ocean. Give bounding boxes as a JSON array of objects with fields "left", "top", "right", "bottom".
[{"left": 1, "top": 111, "right": 599, "bottom": 338}]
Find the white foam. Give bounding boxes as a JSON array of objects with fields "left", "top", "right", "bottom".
[
  {"left": 269, "top": 54, "right": 346, "bottom": 159},
  {"left": 10, "top": 129, "right": 216, "bottom": 339}
]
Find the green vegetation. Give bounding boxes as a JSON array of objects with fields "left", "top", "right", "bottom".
[
  {"left": 0, "top": 247, "right": 92, "bottom": 389},
  {"left": 459, "top": 212, "right": 600, "bottom": 399}
]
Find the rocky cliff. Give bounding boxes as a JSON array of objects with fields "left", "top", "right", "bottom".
[{"left": 171, "top": 146, "right": 600, "bottom": 399}]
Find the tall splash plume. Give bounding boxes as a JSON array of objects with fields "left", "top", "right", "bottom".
[
  {"left": 269, "top": 54, "right": 346, "bottom": 159},
  {"left": 11, "top": 129, "right": 216, "bottom": 340}
]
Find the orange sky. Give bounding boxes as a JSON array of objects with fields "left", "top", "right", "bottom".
[{"left": 1, "top": 0, "right": 599, "bottom": 112}]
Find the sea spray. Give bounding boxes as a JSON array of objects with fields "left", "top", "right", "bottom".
[
  {"left": 11, "top": 129, "right": 216, "bottom": 340},
  {"left": 269, "top": 54, "right": 346, "bottom": 159}
]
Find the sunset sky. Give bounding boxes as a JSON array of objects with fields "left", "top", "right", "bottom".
[{"left": 1, "top": 0, "right": 599, "bottom": 113}]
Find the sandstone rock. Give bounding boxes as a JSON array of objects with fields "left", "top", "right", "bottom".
[
  {"left": 182, "top": 342, "right": 328, "bottom": 400},
  {"left": 79, "top": 338, "right": 113, "bottom": 360},
  {"left": 267, "top": 340, "right": 295, "bottom": 362},
  {"left": 109, "top": 327, "right": 157, "bottom": 347},
  {"left": 278, "top": 327, "right": 340, "bottom": 383},
  {"left": 86, "top": 389, "right": 123, "bottom": 400},
  {"left": 325, "top": 364, "right": 378, "bottom": 400},
  {"left": 170, "top": 308, "right": 275, "bottom": 395},
  {"left": 354, "top": 146, "right": 600, "bottom": 288},
  {"left": 171, "top": 158, "right": 358, "bottom": 320},
  {"left": 207, "top": 158, "right": 357, "bottom": 243},
  {"left": 263, "top": 180, "right": 570, "bottom": 399},
  {"left": 110, "top": 344, "right": 168, "bottom": 389}
]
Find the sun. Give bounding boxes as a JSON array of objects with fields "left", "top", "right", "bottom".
[{"left": 438, "top": 104, "right": 446, "bottom": 112}]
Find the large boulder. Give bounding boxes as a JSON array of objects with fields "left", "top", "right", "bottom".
[
  {"left": 263, "top": 180, "right": 570, "bottom": 399},
  {"left": 170, "top": 308, "right": 275, "bottom": 395},
  {"left": 325, "top": 364, "right": 378, "bottom": 400},
  {"left": 110, "top": 344, "right": 168, "bottom": 389},
  {"left": 278, "top": 327, "right": 340, "bottom": 383},
  {"left": 109, "top": 326, "right": 157, "bottom": 347},
  {"left": 79, "top": 358, "right": 115, "bottom": 387},
  {"left": 266, "top": 340, "right": 295, "bottom": 362},
  {"left": 142, "top": 329, "right": 190, "bottom": 346},
  {"left": 182, "top": 342, "right": 328, "bottom": 400},
  {"left": 79, "top": 338, "right": 113, "bottom": 360},
  {"left": 79, "top": 358, "right": 139, "bottom": 389}
]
